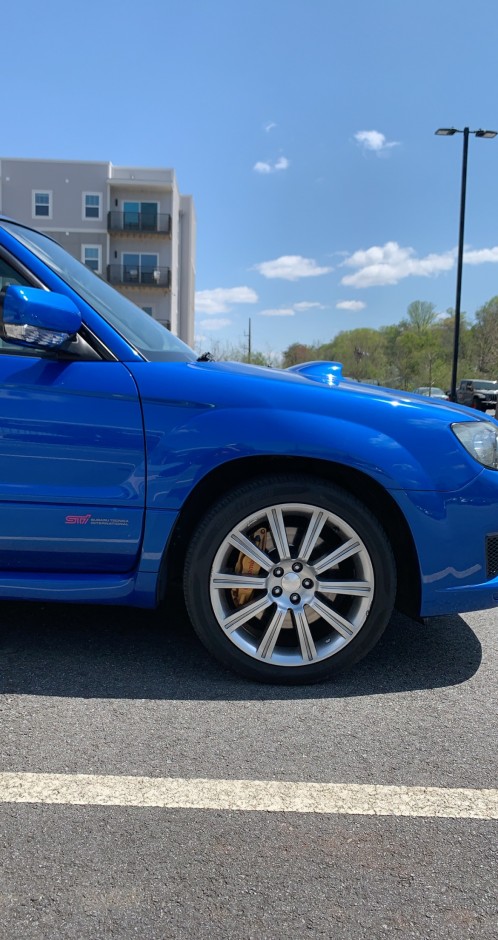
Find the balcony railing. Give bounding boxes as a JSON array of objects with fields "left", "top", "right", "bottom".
[
  {"left": 107, "top": 264, "right": 171, "bottom": 288},
  {"left": 107, "top": 211, "right": 171, "bottom": 235}
]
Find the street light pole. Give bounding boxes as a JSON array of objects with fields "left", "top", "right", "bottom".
[
  {"left": 451, "top": 126, "right": 469, "bottom": 403},
  {"left": 435, "top": 127, "right": 497, "bottom": 401}
]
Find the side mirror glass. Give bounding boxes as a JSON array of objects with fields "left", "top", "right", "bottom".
[{"left": 0, "top": 286, "right": 82, "bottom": 349}]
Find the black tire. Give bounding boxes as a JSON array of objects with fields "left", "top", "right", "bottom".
[{"left": 183, "top": 474, "right": 396, "bottom": 684}]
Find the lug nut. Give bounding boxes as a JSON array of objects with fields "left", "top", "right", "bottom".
[
  {"left": 302, "top": 578, "right": 314, "bottom": 589},
  {"left": 292, "top": 562, "right": 303, "bottom": 573},
  {"left": 273, "top": 567, "right": 284, "bottom": 577},
  {"left": 290, "top": 593, "right": 301, "bottom": 604},
  {"left": 272, "top": 586, "right": 283, "bottom": 597}
]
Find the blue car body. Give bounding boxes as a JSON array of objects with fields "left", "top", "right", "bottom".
[{"left": 0, "top": 218, "right": 497, "bottom": 680}]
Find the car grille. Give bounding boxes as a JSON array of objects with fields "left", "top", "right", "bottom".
[{"left": 486, "top": 535, "right": 498, "bottom": 579}]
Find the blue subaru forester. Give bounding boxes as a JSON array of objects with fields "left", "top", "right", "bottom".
[{"left": 1, "top": 218, "right": 497, "bottom": 683}]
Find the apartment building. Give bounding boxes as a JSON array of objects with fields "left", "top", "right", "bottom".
[{"left": 0, "top": 158, "right": 196, "bottom": 346}]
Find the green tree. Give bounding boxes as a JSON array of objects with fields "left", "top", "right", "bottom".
[
  {"left": 281, "top": 343, "right": 313, "bottom": 368},
  {"left": 318, "top": 328, "right": 387, "bottom": 381},
  {"left": 433, "top": 311, "right": 473, "bottom": 387},
  {"left": 405, "top": 300, "right": 438, "bottom": 332},
  {"left": 472, "top": 297, "right": 498, "bottom": 375},
  {"left": 390, "top": 330, "right": 423, "bottom": 389},
  {"left": 389, "top": 303, "right": 451, "bottom": 389}
]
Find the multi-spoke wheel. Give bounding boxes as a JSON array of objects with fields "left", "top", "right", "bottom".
[{"left": 184, "top": 475, "right": 396, "bottom": 683}]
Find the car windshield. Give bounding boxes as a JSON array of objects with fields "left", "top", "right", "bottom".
[
  {"left": 472, "top": 380, "right": 497, "bottom": 390},
  {"left": 0, "top": 220, "right": 196, "bottom": 362}
]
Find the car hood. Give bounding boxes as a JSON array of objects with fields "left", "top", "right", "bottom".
[{"left": 128, "top": 356, "right": 487, "bottom": 426}]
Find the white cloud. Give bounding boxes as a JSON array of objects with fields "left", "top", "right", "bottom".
[
  {"left": 195, "top": 286, "right": 258, "bottom": 314},
  {"left": 463, "top": 246, "right": 498, "bottom": 264},
  {"left": 340, "top": 242, "right": 455, "bottom": 288},
  {"left": 336, "top": 300, "right": 366, "bottom": 311},
  {"left": 293, "top": 301, "right": 325, "bottom": 311},
  {"left": 198, "top": 318, "right": 232, "bottom": 331},
  {"left": 264, "top": 121, "right": 277, "bottom": 132},
  {"left": 253, "top": 156, "right": 290, "bottom": 173},
  {"left": 355, "top": 130, "right": 400, "bottom": 154},
  {"left": 260, "top": 301, "right": 326, "bottom": 316},
  {"left": 254, "top": 255, "right": 333, "bottom": 281},
  {"left": 259, "top": 307, "right": 295, "bottom": 317}
]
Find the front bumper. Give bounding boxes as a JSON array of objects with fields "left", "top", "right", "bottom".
[{"left": 392, "top": 468, "right": 498, "bottom": 618}]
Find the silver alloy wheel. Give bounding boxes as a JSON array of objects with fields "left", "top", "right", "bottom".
[{"left": 209, "top": 502, "right": 375, "bottom": 667}]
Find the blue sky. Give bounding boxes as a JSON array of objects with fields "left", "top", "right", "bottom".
[{"left": 3, "top": 0, "right": 498, "bottom": 356}]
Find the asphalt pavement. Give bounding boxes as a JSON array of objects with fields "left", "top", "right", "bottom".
[{"left": 0, "top": 596, "right": 496, "bottom": 939}]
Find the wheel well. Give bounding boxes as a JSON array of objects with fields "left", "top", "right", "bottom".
[{"left": 164, "top": 455, "right": 421, "bottom": 618}]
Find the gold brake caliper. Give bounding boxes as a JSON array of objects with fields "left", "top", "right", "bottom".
[{"left": 231, "top": 527, "right": 268, "bottom": 607}]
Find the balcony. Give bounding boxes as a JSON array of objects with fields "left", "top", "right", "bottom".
[
  {"left": 107, "top": 264, "right": 171, "bottom": 289},
  {"left": 109, "top": 167, "right": 175, "bottom": 186},
  {"left": 107, "top": 211, "right": 171, "bottom": 236}
]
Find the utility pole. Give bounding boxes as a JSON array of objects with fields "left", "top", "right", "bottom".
[{"left": 244, "top": 317, "right": 252, "bottom": 363}]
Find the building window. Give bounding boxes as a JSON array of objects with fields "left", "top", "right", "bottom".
[
  {"left": 82, "top": 245, "right": 101, "bottom": 273},
  {"left": 123, "top": 201, "right": 158, "bottom": 232},
  {"left": 32, "top": 191, "right": 52, "bottom": 219},
  {"left": 122, "top": 252, "right": 159, "bottom": 284},
  {"left": 83, "top": 192, "right": 102, "bottom": 220},
  {"left": 142, "top": 306, "right": 153, "bottom": 316}
]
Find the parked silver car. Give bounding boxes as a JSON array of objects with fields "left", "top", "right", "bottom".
[{"left": 413, "top": 386, "right": 449, "bottom": 400}]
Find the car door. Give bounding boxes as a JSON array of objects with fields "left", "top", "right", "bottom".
[{"left": 0, "top": 255, "right": 146, "bottom": 573}]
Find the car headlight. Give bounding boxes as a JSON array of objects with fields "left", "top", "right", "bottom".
[{"left": 452, "top": 421, "right": 498, "bottom": 469}]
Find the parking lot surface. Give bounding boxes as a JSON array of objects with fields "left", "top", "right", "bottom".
[{"left": 0, "top": 597, "right": 496, "bottom": 939}]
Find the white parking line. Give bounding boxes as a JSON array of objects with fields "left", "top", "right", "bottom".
[{"left": 0, "top": 773, "right": 496, "bottom": 818}]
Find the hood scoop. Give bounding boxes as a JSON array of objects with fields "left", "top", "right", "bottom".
[{"left": 286, "top": 360, "right": 343, "bottom": 387}]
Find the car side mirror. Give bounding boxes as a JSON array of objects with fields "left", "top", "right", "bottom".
[{"left": 0, "top": 286, "right": 82, "bottom": 349}]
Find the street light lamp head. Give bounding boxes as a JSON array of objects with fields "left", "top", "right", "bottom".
[
  {"left": 436, "top": 127, "right": 498, "bottom": 138},
  {"left": 475, "top": 129, "right": 498, "bottom": 138}
]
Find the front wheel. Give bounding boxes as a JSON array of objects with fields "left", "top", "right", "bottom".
[{"left": 183, "top": 475, "right": 396, "bottom": 684}]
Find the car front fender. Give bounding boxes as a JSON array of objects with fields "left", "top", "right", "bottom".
[{"left": 135, "top": 401, "right": 480, "bottom": 509}]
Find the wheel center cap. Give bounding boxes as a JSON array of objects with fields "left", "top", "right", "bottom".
[{"left": 282, "top": 571, "right": 301, "bottom": 590}]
